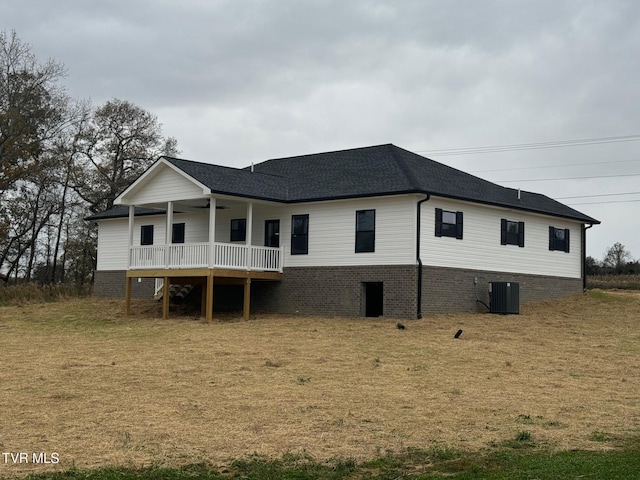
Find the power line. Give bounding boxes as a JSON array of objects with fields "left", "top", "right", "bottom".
[
  {"left": 498, "top": 172, "right": 640, "bottom": 183},
  {"left": 417, "top": 134, "right": 640, "bottom": 156},
  {"left": 469, "top": 158, "right": 640, "bottom": 174},
  {"left": 555, "top": 191, "right": 640, "bottom": 199},
  {"left": 566, "top": 199, "right": 640, "bottom": 206}
]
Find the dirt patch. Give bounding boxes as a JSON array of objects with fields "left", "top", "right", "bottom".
[{"left": 0, "top": 291, "right": 638, "bottom": 477}]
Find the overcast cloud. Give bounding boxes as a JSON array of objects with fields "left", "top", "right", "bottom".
[{"left": 4, "top": 0, "right": 640, "bottom": 259}]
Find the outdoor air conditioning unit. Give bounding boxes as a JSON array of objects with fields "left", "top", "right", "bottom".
[{"left": 489, "top": 282, "right": 520, "bottom": 314}]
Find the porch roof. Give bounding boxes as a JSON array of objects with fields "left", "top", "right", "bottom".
[{"left": 85, "top": 206, "right": 165, "bottom": 221}]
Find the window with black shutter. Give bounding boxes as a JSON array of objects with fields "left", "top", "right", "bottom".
[
  {"left": 549, "top": 226, "right": 570, "bottom": 252},
  {"left": 435, "top": 208, "right": 463, "bottom": 239},
  {"left": 501, "top": 219, "right": 524, "bottom": 247}
]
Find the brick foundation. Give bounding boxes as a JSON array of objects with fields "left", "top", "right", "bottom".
[
  {"left": 93, "top": 270, "right": 155, "bottom": 299},
  {"left": 251, "top": 265, "right": 418, "bottom": 319},
  {"left": 94, "top": 266, "right": 583, "bottom": 319},
  {"left": 420, "top": 265, "right": 583, "bottom": 315}
]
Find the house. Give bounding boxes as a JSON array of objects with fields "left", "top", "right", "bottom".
[{"left": 86, "top": 144, "right": 599, "bottom": 320}]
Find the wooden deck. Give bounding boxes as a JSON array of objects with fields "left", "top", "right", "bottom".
[{"left": 124, "top": 268, "right": 283, "bottom": 322}]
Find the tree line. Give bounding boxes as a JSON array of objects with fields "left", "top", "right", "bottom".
[
  {"left": 0, "top": 30, "right": 177, "bottom": 286},
  {"left": 586, "top": 243, "right": 638, "bottom": 275}
]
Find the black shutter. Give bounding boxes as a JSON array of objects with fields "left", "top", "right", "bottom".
[
  {"left": 435, "top": 208, "right": 443, "bottom": 237},
  {"left": 456, "top": 211, "right": 463, "bottom": 240},
  {"left": 565, "top": 229, "right": 570, "bottom": 253},
  {"left": 500, "top": 219, "right": 507, "bottom": 245},
  {"left": 518, "top": 221, "right": 525, "bottom": 247},
  {"left": 549, "top": 226, "right": 555, "bottom": 251}
]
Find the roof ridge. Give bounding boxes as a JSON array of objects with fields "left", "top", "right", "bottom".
[
  {"left": 165, "top": 156, "right": 285, "bottom": 178},
  {"left": 386, "top": 144, "right": 422, "bottom": 191},
  {"left": 255, "top": 143, "right": 394, "bottom": 166}
]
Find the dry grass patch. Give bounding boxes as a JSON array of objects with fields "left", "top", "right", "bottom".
[
  {"left": 0, "top": 291, "right": 638, "bottom": 477},
  {"left": 587, "top": 274, "right": 640, "bottom": 290}
]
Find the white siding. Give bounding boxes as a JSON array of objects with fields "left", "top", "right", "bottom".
[
  {"left": 96, "top": 219, "right": 130, "bottom": 270},
  {"left": 420, "top": 197, "right": 582, "bottom": 278},
  {"left": 171, "top": 197, "right": 416, "bottom": 267},
  {"left": 127, "top": 164, "right": 206, "bottom": 204},
  {"left": 277, "top": 196, "right": 416, "bottom": 267},
  {"left": 95, "top": 212, "right": 209, "bottom": 270},
  {"left": 96, "top": 193, "right": 583, "bottom": 278}
]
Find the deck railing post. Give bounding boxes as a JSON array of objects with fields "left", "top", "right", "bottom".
[
  {"left": 127, "top": 205, "right": 134, "bottom": 269},
  {"left": 165, "top": 201, "right": 173, "bottom": 269},
  {"left": 209, "top": 198, "right": 216, "bottom": 267}
]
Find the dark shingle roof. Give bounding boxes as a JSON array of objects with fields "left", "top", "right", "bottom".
[
  {"left": 85, "top": 206, "right": 165, "bottom": 221},
  {"left": 90, "top": 144, "right": 599, "bottom": 224},
  {"left": 248, "top": 144, "right": 598, "bottom": 223},
  {"left": 164, "top": 157, "right": 289, "bottom": 201}
]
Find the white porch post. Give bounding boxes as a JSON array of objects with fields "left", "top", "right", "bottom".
[
  {"left": 127, "top": 205, "right": 135, "bottom": 269},
  {"left": 246, "top": 202, "right": 253, "bottom": 270},
  {"left": 208, "top": 198, "right": 216, "bottom": 267},
  {"left": 165, "top": 201, "right": 173, "bottom": 268}
]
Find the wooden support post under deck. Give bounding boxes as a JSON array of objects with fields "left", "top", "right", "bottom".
[
  {"left": 124, "top": 276, "right": 132, "bottom": 316},
  {"left": 206, "top": 274, "right": 214, "bottom": 323},
  {"left": 200, "top": 283, "right": 207, "bottom": 318},
  {"left": 243, "top": 278, "right": 251, "bottom": 321},
  {"left": 162, "top": 276, "right": 170, "bottom": 320}
]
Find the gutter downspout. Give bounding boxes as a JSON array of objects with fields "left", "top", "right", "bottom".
[
  {"left": 416, "top": 194, "right": 431, "bottom": 318},
  {"left": 583, "top": 223, "right": 594, "bottom": 291}
]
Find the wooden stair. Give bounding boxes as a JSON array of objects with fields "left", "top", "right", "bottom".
[{"left": 154, "top": 282, "right": 195, "bottom": 302}]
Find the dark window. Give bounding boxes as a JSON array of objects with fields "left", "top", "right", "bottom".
[
  {"left": 230, "top": 218, "right": 246, "bottom": 242},
  {"left": 355, "top": 209, "right": 375, "bottom": 253},
  {"left": 501, "top": 219, "right": 524, "bottom": 247},
  {"left": 435, "top": 208, "right": 463, "bottom": 239},
  {"left": 549, "top": 226, "right": 570, "bottom": 253},
  {"left": 264, "top": 219, "right": 280, "bottom": 247},
  {"left": 291, "top": 214, "right": 309, "bottom": 255},
  {"left": 140, "top": 225, "right": 154, "bottom": 246},
  {"left": 172, "top": 223, "right": 185, "bottom": 244}
]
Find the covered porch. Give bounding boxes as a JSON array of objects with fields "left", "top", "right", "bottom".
[{"left": 119, "top": 194, "right": 285, "bottom": 321}]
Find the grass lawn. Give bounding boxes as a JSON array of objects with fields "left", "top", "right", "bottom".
[{"left": 0, "top": 290, "right": 638, "bottom": 479}]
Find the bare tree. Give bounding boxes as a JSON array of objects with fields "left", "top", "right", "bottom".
[
  {"left": 73, "top": 98, "right": 178, "bottom": 213},
  {"left": 0, "top": 31, "right": 179, "bottom": 285},
  {"left": 0, "top": 30, "right": 69, "bottom": 194},
  {"left": 603, "top": 242, "right": 633, "bottom": 274},
  {"left": 0, "top": 30, "right": 80, "bottom": 280}
]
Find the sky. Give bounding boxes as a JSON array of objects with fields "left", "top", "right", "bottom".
[{"left": 4, "top": 0, "right": 640, "bottom": 260}]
